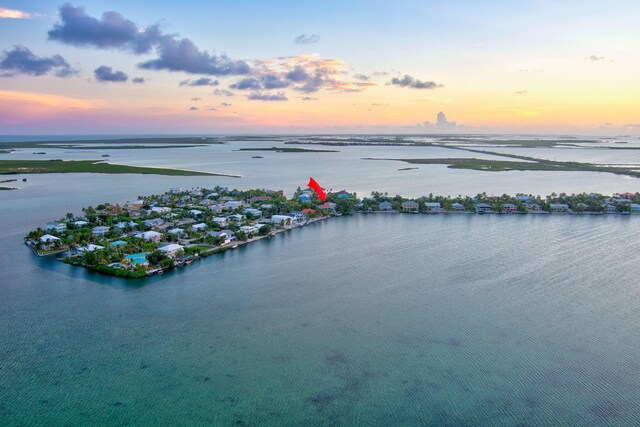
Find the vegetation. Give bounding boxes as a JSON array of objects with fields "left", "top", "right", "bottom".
[
  {"left": 0, "top": 137, "right": 224, "bottom": 150},
  {"left": 238, "top": 147, "right": 339, "bottom": 153},
  {"left": 0, "top": 160, "right": 239, "bottom": 177}
]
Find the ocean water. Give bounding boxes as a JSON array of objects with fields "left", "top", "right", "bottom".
[
  {"left": 2, "top": 212, "right": 640, "bottom": 425},
  {"left": 1, "top": 138, "right": 640, "bottom": 425}
]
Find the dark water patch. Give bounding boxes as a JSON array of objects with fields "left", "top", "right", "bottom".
[
  {"left": 112, "top": 401, "right": 125, "bottom": 407},
  {"left": 325, "top": 351, "right": 348, "bottom": 367},
  {"left": 139, "top": 362, "right": 149, "bottom": 369},
  {"left": 308, "top": 393, "right": 335, "bottom": 411},
  {"left": 589, "top": 400, "right": 623, "bottom": 419},
  {"left": 194, "top": 376, "right": 212, "bottom": 383}
]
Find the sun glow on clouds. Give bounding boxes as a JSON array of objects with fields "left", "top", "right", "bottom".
[
  {"left": 0, "top": 8, "right": 36, "bottom": 19},
  {"left": 0, "top": 90, "right": 99, "bottom": 109}
]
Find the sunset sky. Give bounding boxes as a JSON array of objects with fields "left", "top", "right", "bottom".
[{"left": 0, "top": 1, "right": 638, "bottom": 134}]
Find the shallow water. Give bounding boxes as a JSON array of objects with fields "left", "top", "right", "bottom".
[
  {"left": 1, "top": 212, "right": 640, "bottom": 426},
  {"left": 1, "top": 137, "right": 640, "bottom": 425}
]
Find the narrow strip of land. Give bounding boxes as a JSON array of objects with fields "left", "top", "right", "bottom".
[{"left": 0, "top": 160, "right": 240, "bottom": 177}]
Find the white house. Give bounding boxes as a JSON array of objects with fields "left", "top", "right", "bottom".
[
  {"left": 188, "top": 209, "right": 203, "bottom": 217},
  {"left": 77, "top": 244, "right": 104, "bottom": 254},
  {"left": 224, "top": 200, "right": 243, "bottom": 210},
  {"left": 134, "top": 230, "right": 163, "bottom": 242},
  {"left": 46, "top": 222, "right": 67, "bottom": 232},
  {"left": 115, "top": 220, "right": 137, "bottom": 229},
  {"left": 209, "top": 230, "right": 231, "bottom": 244},
  {"left": 240, "top": 225, "right": 259, "bottom": 235},
  {"left": 226, "top": 214, "right": 244, "bottom": 222},
  {"left": 270, "top": 215, "right": 292, "bottom": 225},
  {"left": 192, "top": 223, "right": 207, "bottom": 231},
  {"left": 150, "top": 206, "right": 171, "bottom": 214},
  {"left": 39, "top": 234, "right": 60, "bottom": 243},
  {"left": 73, "top": 220, "right": 89, "bottom": 227},
  {"left": 92, "top": 226, "right": 110, "bottom": 236},
  {"left": 630, "top": 203, "right": 640, "bottom": 213},
  {"left": 158, "top": 243, "right": 184, "bottom": 258},
  {"left": 550, "top": 203, "right": 570, "bottom": 213}
]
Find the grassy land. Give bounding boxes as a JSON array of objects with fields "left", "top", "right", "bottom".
[
  {"left": 0, "top": 137, "right": 224, "bottom": 150},
  {"left": 0, "top": 186, "right": 16, "bottom": 190},
  {"left": 238, "top": 146, "right": 339, "bottom": 153},
  {"left": 366, "top": 156, "right": 640, "bottom": 178},
  {"left": 436, "top": 138, "right": 600, "bottom": 148},
  {"left": 0, "top": 160, "right": 240, "bottom": 177}
]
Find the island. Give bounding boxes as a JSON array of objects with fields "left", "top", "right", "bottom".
[
  {"left": 25, "top": 187, "right": 640, "bottom": 279},
  {"left": 0, "top": 159, "right": 240, "bottom": 177}
]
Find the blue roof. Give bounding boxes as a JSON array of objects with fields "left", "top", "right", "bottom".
[
  {"left": 299, "top": 194, "right": 311, "bottom": 201},
  {"left": 125, "top": 253, "right": 147, "bottom": 259},
  {"left": 111, "top": 240, "right": 127, "bottom": 246}
]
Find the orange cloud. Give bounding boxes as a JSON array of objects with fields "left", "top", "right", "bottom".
[
  {"left": 0, "top": 90, "right": 100, "bottom": 109},
  {"left": 0, "top": 8, "right": 36, "bottom": 19}
]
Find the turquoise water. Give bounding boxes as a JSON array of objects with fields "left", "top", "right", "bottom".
[{"left": 2, "top": 212, "right": 640, "bottom": 426}]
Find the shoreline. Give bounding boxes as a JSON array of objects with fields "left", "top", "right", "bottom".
[{"left": 24, "top": 186, "right": 639, "bottom": 280}]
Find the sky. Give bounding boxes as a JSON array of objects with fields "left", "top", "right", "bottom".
[{"left": 0, "top": 0, "right": 638, "bottom": 135}]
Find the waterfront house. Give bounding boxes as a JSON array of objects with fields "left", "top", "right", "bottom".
[
  {"left": 212, "top": 217, "right": 228, "bottom": 227},
  {"left": 475, "top": 203, "right": 493, "bottom": 214},
  {"left": 39, "top": 234, "right": 60, "bottom": 243},
  {"left": 526, "top": 203, "right": 544, "bottom": 213},
  {"left": 424, "top": 202, "right": 442, "bottom": 213},
  {"left": 270, "top": 215, "right": 292, "bottom": 225},
  {"left": 158, "top": 243, "right": 184, "bottom": 258},
  {"left": 220, "top": 229, "right": 237, "bottom": 242},
  {"left": 288, "top": 211, "right": 305, "bottom": 221},
  {"left": 188, "top": 209, "right": 203, "bottom": 217},
  {"left": 301, "top": 208, "right": 316, "bottom": 216},
  {"left": 317, "top": 202, "right": 336, "bottom": 210},
  {"left": 605, "top": 204, "right": 617, "bottom": 213},
  {"left": 550, "top": 203, "right": 570, "bottom": 213},
  {"left": 192, "top": 223, "right": 207, "bottom": 232},
  {"left": 209, "top": 231, "right": 231, "bottom": 244},
  {"left": 401, "top": 200, "right": 419, "bottom": 212},
  {"left": 618, "top": 192, "right": 635, "bottom": 200},
  {"left": 379, "top": 201, "right": 393, "bottom": 211},
  {"left": 134, "top": 231, "right": 162, "bottom": 242},
  {"left": 77, "top": 244, "right": 104, "bottom": 253},
  {"left": 46, "top": 222, "right": 67, "bottom": 233},
  {"left": 451, "top": 203, "right": 465, "bottom": 212},
  {"left": 92, "top": 226, "right": 110, "bottom": 236},
  {"left": 144, "top": 218, "right": 164, "bottom": 228},
  {"left": 125, "top": 253, "right": 149, "bottom": 268},
  {"left": 240, "top": 225, "right": 259, "bottom": 235},
  {"left": 503, "top": 203, "right": 519, "bottom": 214},
  {"left": 630, "top": 203, "right": 640, "bottom": 213},
  {"left": 73, "top": 220, "right": 89, "bottom": 227}
]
